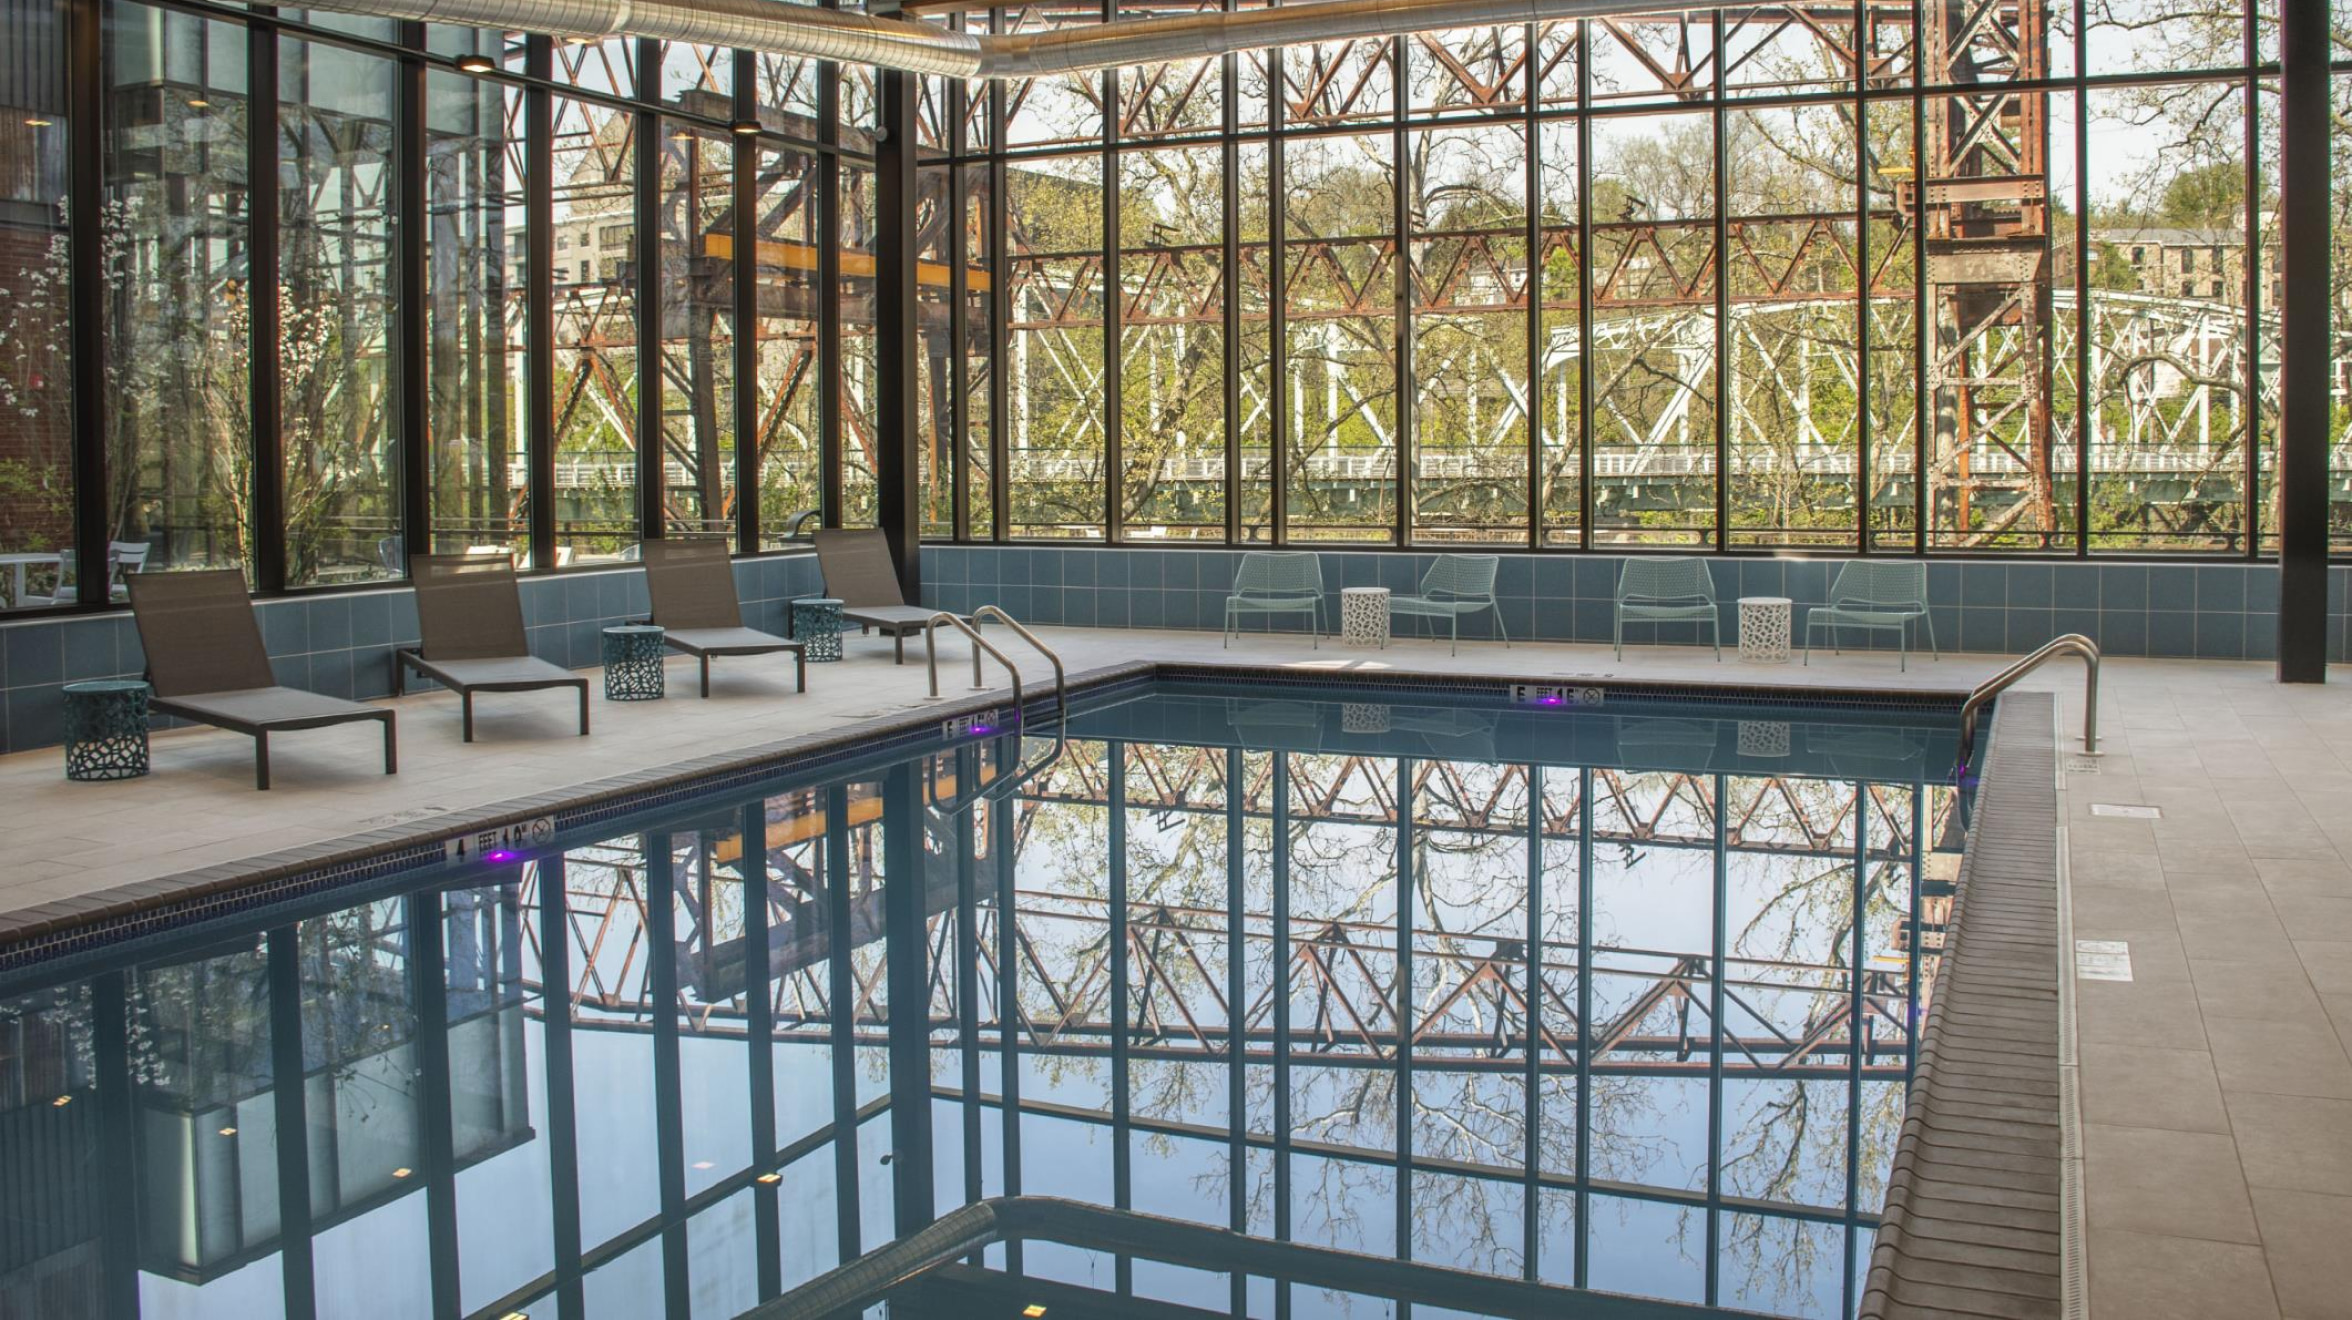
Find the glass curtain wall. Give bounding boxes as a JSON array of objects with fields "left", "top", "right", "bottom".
[
  {"left": 3, "top": 0, "right": 2342, "bottom": 619},
  {"left": 21, "top": 13, "right": 879, "bottom": 613},
  {"left": 944, "top": 1, "right": 2295, "bottom": 555}
]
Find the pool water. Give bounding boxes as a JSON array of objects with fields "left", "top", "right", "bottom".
[{"left": 0, "top": 681, "right": 1967, "bottom": 1320}]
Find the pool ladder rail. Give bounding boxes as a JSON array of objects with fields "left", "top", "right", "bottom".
[
  {"left": 921, "top": 606, "right": 1068, "bottom": 813},
  {"left": 1956, "top": 632, "right": 2100, "bottom": 770}
]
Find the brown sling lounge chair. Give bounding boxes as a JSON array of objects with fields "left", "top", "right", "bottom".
[
  {"left": 395, "top": 554, "right": 589, "bottom": 741},
  {"left": 810, "top": 529, "right": 975, "bottom": 664},
  {"left": 125, "top": 570, "right": 397, "bottom": 790},
  {"left": 641, "top": 539, "right": 807, "bottom": 697}
]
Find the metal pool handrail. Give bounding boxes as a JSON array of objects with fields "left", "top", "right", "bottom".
[
  {"left": 1957, "top": 633, "right": 2099, "bottom": 767},
  {"left": 923, "top": 610, "right": 1022, "bottom": 711},
  {"left": 919, "top": 607, "right": 1071, "bottom": 816}
]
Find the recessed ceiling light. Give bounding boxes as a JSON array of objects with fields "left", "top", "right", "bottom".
[
  {"left": 731, "top": 118, "right": 762, "bottom": 137},
  {"left": 24, "top": 117, "right": 52, "bottom": 127},
  {"left": 219, "top": 1126, "right": 238, "bottom": 1137},
  {"left": 187, "top": 98, "right": 209, "bottom": 108},
  {"left": 392, "top": 1166, "right": 413, "bottom": 1178},
  {"left": 756, "top": 1171, "right": 782, "bottom": 1185},
  {"left": 455, "top": 55, "right": 496, "bottom": 75},
  {"left": 691, "top": 1160, "right": 714, "bottom": 1170},
  {"left": 1022, "top": 1306, "right": 1047, "bottom": 1318},
  {"left": 50, "top": 1096, "right": 70, "bottom": 1107}
]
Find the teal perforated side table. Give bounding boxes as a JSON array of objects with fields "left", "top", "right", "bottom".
[
  {"left": 602, "top": 625, "right": 667, "bottom": 701},
  {"left": 792, "top": 597, "right": 845, "bottom": 662},
  {"left": 63, "top": 680, "right": 151, "bottom": 781}
]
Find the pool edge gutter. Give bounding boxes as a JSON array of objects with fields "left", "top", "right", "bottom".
[{"left": 1858, "top": 690, "right": 2064, "bottom": 1320}]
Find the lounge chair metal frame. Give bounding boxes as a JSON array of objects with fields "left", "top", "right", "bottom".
[
  {"left": 1613, "top": 557, "right": 1722, "bottom": 661},
  {"left": 395, "top": 553, "right": 589, "bottom": 741},
  {"left": 1224, "top": 551, "right": 1326, "bottom": 647},
  {"left": 640, "top": 538, "right": 807, "bottom": 697},
  {"left": 1391, "top": 553, "right": 1510, "bottom": 656},
  {"left": 125, "top": 570, "right": 397, "bottom": 790},
  {"left": 1802, "top": 561, "right": 1938, "bottom": 672}
]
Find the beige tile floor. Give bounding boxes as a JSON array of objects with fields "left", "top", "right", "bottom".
[
  {"left": 2052, "top": 659, "right": 2352, "bottom": 1319},
  {"left": 1, "top": 621, "right": 2344, "bottom": 1316}
]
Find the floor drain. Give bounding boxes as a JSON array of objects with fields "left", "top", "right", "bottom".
[{"left": 2063, "top": 755, "right": 2101, "bottom": 774}]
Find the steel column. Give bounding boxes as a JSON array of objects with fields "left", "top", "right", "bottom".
[
  {"left": 875, "top": 70, "right": 925, "bottom": 596},
  {"left": 2277, "top": 0, "right": 2332, "bottom": 681}
]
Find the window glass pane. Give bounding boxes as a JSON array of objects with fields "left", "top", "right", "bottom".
[
  {"left": 659, "top": 119, "right": 735, "bottom": 538},
  {"left": 1007, "top": 153, "right": 1105, "bottom": 539},
  {"left": 553, "top": 35, "right": 634, "bottom": 99},
  {"left": 1119, "top": 145, "right": 1224, "bottom": 540},
  {"left": 839, "top": 159, "right": 877, "bottom": 528},
  {"left": 962, "top": 162, "right": 995, "bottom": 540},
  {"left": 278, "top": 34, "right": 399, "bottom": 589},
  {"left": 1406, "top": 25, "right": 1525, "bottom": 119},
  {"left": 424, "top": 67, "right": 530, "bottom": 565},
  {"left": 1285, "top": 132, "right": 1396, "bottom": 543},
  {"left": 755, "top": 146, "right": 822, "bottom": 549},
  {"left": 1590, "top": 111, "right": 1715, "bottom": 546},
  {"left": 105, "top": 5, "right": 250, "bottom": 586},
  {"left": 918, "top": 162, "right": 953, "bottom": 539},
  {"left": 1925, "top": 85, "right": 2075, "bottom": 551},
  {"left": 1537, "top": 119, "right": 1580, "bottom": 546},
  {"left": 551, "top": 93, "right": 640, "bottom": 564},
  {"left": 0, "top": 0, "right": 74, "bottom": 611},
  {"left": 2085, "top": 82, "right": 2250, "bottom": 553},
  {"left": 1866, "top": 100, "right": 1918, "bottom": 551},
  {"left": 1409, "top": 122, "right": 1528, "bottom": 545},
  {"left": 1116, "top": 0, "right": 1221, "bottom": 141},
  {"left": 1237, "top": 143, "right": 1272, "bottom": 542},
  {"left": 1725, "top": 103, "right": 1858, "bottom": 549},
  {"left": 1001, "top": 6, "right": 1103, "bottom": 150}
]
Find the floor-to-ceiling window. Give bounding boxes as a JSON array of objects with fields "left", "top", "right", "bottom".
[{"left": 0, "top": 0, "right": 75, "bottom": 611}]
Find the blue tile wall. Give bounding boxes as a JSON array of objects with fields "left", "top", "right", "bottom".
[
  {"left": 0, "top": 553, "right": 823, "bottom": 754},
  {"left": 924, "top": 546, "right": 2344, "bottom": 671}
]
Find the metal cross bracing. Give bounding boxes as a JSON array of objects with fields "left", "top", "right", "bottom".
[{"left": 517, "top": 743, "right": 1946, "bottom": 1093}]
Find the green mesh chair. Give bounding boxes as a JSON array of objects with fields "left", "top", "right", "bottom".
[
  {"left": 1392, "top": 554, "right": 1508, "bottom": 656},
  {"left": 1803, "top": 561, "right": 1936, "bottom": 671},
  {"left": 1224, "top": 552, "right": 1325, "bottom": 648},
  {"left": 1613, "top": 557, "right": 1721, "bottom": 661}
]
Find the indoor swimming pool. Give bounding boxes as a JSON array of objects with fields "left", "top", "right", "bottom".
[{"left": 0, "top": 679, "right": 1972, "bottom": 1320}]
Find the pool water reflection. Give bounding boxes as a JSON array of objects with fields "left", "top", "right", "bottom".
[{"left": 0, "top": 682, "right": 1965, "bottom": 1319}]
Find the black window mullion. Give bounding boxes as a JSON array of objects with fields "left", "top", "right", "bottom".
[
  {"left": 1105, "top": 32, "right": 1124, "bottom": 542},
  {"left": 735, "top": 49, "right": 762, "bottom": 553},
  {"left": 1576, "top": 23, "right": 1594, "bottom": 552},
  {"left": 1854, "top": 0, "right": 1872, "bottom": 555},
  {"left": 527, "top": 38, "right": 557, "bottom": 573},
  {"left": 1525, "top": 24, "right": 1542, "bottom": 553},
  {"left": 635, "top": 38, "right": 665, "bottom": 545},
  {"left": 949, "top": 52, "right": 972, "bottom": 544},
  {"left": 1394, "top": 35, "right": 1413, "bottom": 548},
  {"left": 1711, "top": 13, "right": 1730, "bottom": 552},
  {"left": 66, "top": 0, "right": 107, "bottom": 613},
  {"left": 250, "top": 13, "right": 286, "bottom": 594},
  {"left": 819, "top": 60, "right": 845, "bottom": 528},
  {"left": 397, "top": 24, "right": 429, "bottom": 569}
]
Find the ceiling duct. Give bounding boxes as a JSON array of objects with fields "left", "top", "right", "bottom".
[{"left": 277, "top": 0, "right": 1672, "bottom": 81}]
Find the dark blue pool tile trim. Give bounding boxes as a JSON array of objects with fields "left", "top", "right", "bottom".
[
  {"left": 0, "top": 553, "right": 822, "bottom": 755},
  {"left": 922, "top": 546, "right": 2345, "bottom": 668},
  {"left": 1148, "top": 662, "right": 1968, "bottom": 712}
]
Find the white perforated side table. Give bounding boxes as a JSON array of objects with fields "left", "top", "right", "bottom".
[
  {"left": 1737, "top": 596, "right": 1792, "bottom": 664},
  {"left": 1340, "top": 587, "right": 1391, "bottom": 648}
]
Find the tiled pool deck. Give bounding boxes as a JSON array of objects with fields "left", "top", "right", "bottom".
[{"left": 0, "top": 626, "right": 2343, "bottom": 1318}]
